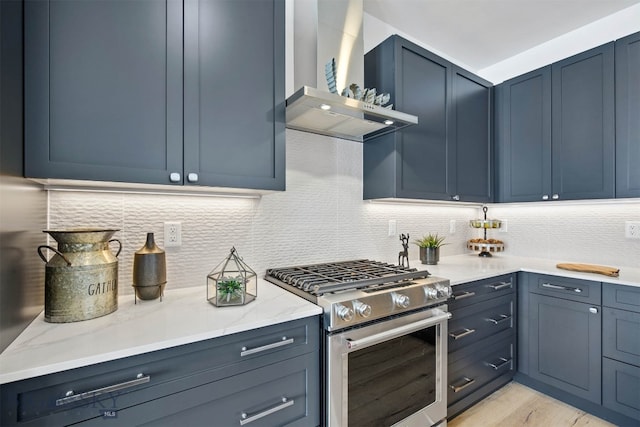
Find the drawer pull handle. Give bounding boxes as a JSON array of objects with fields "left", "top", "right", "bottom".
[
  {"left": 450, "top": 377, "right": 475, "bottom": 393},
  {"left": 56, "top": 373, "right": 150, "bottom": 406},
  {"left": 449, "top": 328, "right": 476, "bottom": 340},
  {"left": 541, "top": 283, "right": 582, "bottom": 293},
  {"left": 452, "top": 291, "right": 476, "bottom": 300},
  {"left": 487, "top": 357, "right": 512, "bottom": 370},
  {"left": 486, "top": 314, "right": 512, "bottom": 325},
  {"left": 241, "top": 337, "right": 294, "bottom": 357},
  {"left": 240, "top": 397, "right": 294, "bottom": 425},
  {"left": 489, "top": 281, "right": 512, "bottom": 291}
]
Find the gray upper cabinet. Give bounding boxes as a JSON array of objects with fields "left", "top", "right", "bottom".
[
  {"left": 497, "top": 43, "right": 615, "bottom": 202},
  {"left": 364, "top": 35, "right": 492, "bottom": 202},
  {"left": 495, "top": 67, "right": 552, "bottom": 202},
  {"left": 615, "top": 31, "right": 640, "bottom": 198},
  {"left": 451, "top": 67, "right": 493, "bottom": 202},
  {"left": 551, "top": 43, "right": 615, "bottom": 200},
  {"left": 184, "top": 0, "right": 285, "bottom": 190},
  {"left": 24, "top": 0, "right": 285, "bottom": 191},
  {"left": 25, "top": 0, "right": 184, "bottom": 184}
]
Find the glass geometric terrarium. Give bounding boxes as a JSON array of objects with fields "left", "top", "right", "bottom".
[{"left": 207, "top": 247, "right": 257, "bottom": 307}]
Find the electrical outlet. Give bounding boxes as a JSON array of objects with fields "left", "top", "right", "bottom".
[
  {"left": 625, "top": 221, "right": 640, "bottom": 239},
  {"left": 449, "top": 220, "right": 456, "bottom": 234},
  {"left": 164, "top": 221, "right": 182, "bottom": 247},
  {"left": 499, "top": 220, "right": 508, "bottom": 233}
]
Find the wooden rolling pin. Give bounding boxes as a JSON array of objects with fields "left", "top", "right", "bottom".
[{"left": 556, "top": 263, "right": 620, "bottom": 277}]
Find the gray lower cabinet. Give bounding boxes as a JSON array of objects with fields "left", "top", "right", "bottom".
[
  {"left": 602, "top": 284, "right": 640, "bottom": 421},
  {"left": 0, "top": 317, "right": 320, "bottom": 427},
  {"left": 447, "top": 274, "right": 516, "bottom": 418},
  {"left": 24, "top": 0, "right": 284, "bottom": 191},
  {"left": 518, "top": 273, "right": 639, "bottom": 426},
  {"left": 527, "top": 292, "right": 601, "bottom": 403},
  {"left": 615, "top": 31, "right": 640, "bottom": 198},
  {"left": 496, "top": 42, "right": 615, "bottom": 202},
  {"left": 363, "top": 35, "right": 492, "bottom": 203}
]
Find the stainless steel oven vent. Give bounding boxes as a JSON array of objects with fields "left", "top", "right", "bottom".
[{"left": 286, "top": 86, "right": 418, "bottom": 142}]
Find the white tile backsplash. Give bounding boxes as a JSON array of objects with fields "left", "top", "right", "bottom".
[{"left": 48, "top": 130, "right": 640, "bottom": 296}]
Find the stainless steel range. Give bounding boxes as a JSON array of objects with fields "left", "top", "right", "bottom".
[{"left": 265, "top": 260, "right": 452, "bottom": 427}]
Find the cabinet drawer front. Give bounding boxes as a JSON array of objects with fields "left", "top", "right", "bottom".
[
  {"left": 448, "top": 294, "right": 514, "bottom": 353},
  {"left": 448, "top": 337, "right": 514, "bottom": 405},
  {"left": 529, "top": 273, "right": 601, "bottom": 304},
  {"left": 78, "top": 352, "right": 319, "bottom": 426},
  {"left": 603, "top": 358, "right": 640, "bottom": 421},
  {"left": 603, "top": 307, "right": 640, "bottom": 366},
  {"left": 603, "top": 284, "right": 640, "bottom": 312},
  {"left": 2, "top": 317, "right": 319, "bottom": 426},
  {"left": 449, "top": 274, "right": 515, "bottom": 309}
]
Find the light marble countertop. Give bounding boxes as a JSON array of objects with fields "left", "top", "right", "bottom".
[
  {"left": 0, "top": 280, "right": 321, "bottom": 385},
  {"left": 409, "top": 254, "right": 640, "bottom": 288},
  {"left": 2, "top": 255, "right": 638, "bottom": 385}
]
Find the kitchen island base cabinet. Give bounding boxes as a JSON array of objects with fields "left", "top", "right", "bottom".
[{"left": 0, "top": 317, "right": 320, "bottom": 427}]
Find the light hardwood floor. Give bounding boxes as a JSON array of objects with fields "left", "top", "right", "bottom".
[{"left": 448, "top": 382, "right": 617, "bottom": 427}]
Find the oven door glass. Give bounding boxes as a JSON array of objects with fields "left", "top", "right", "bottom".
[{"left": 348, "top": 327, "right": 437, "bottom": 425}]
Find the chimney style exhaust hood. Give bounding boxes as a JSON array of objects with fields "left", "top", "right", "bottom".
[
  {"left": 286, "top": 0, "right": 417, "bottom": 142},
  {"left": 286, "top": 86, "right": 417, "bottom": 142}
]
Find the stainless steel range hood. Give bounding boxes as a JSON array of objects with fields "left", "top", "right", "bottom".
[
  {"left": 286, "top": 0, "right": 417, "bottom": 142},
  {"left": 286, "top": 86, "right": 417, "bottom": 142}
]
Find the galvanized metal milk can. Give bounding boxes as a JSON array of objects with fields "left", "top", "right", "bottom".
[{"left": 38, "top": 229, "right": 121, "bottom": 323}]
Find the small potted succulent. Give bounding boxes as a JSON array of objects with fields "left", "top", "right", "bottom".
[
  {"left": 216, "top": 276, "right": 245, "bottom": 304},
  {"left": 414, "top": 233, "right": 447, "bottom": 265}
]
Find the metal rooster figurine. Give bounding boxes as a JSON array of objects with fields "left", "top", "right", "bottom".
[{"left": 398, "top": 233, "right": 410, "bottom": 268}]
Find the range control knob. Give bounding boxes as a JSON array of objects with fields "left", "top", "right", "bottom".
[
  {"left": 424, "top": 286, "right": 438, "bottom": 300},
  {"left": 392, "top": 293, "right": 410, "bottom": 309},
  {"left": 436, "top": 285, "right": 452, "bottom": 299},
  {"left": 353, "top": 301, "right": 372, "bottom": 318},
  {"left": 335, "top": 304, "right": 354, "bottom": 322}
]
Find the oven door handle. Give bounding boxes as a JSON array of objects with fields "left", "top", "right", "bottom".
[{"left": 345, "top": 310, "right": 452, "bottom": 350}]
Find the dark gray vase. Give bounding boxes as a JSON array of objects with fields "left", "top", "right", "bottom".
[{"left": 420, "top": 247, "right": 440, "bottom": 265}]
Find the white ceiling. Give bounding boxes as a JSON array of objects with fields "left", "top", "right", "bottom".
[{"left": 363, "top": 0, "right": 640, "bottom": 70}]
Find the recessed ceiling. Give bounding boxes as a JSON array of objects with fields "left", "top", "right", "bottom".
[{"left": 363, "top": 0, "right": 640, "bottom": 70}]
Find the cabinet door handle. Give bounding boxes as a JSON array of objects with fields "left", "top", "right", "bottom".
[
  {"left": 240, "top": 337, "right": 294, "bottom": 357},
  {"left": 449, "top": 328, "right": 476, "bottom": 340},
  {"left": 486, "top": 314, "right": 512, "bottom": 325},
  {"left": 452, "top": 195, "right": 461, "bottom": 201},
  {"left": 56, "top": 373, "right": 150, "bottom": 406},
  {"left": 489, "top": 281, "right": 512, "bottom": 291},
  {"left": 589, "top": 307, "right": 598, "bottom": 314},
  {"left": 487, "top": 357, "right": 512, "bottom": 370},
  {"left": 450, "top": 377, "right": 475, "bottom": 393},
  {"left": 240, "top": 397, "right": 294, "bottom": 425},
  {"left": 169, "top": 172, "right": 181, "bottom": 182},
  {"left": 542, "top": 194, "right": 549, "bottom": 200},
  {"left": 452, "top": 291, "right": 476, "bottom": 300},
  {"left": 541, "top": 283, "right": 582, "bottom": 293},
  {"left": 552, "top": 194, "right": 559, "bottom": 200},
  {"left": 187, "top": 172, "right": 199, "bottom": 183}
]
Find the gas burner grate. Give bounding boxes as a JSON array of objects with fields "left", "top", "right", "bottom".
[{"left": 266, "top": 260, "right": 430, "bottom": 295}]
